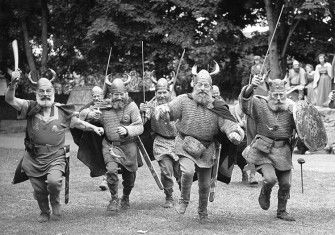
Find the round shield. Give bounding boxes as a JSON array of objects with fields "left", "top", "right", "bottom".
[{"left": 293, "top": 100, "right": 328, "bottom": 151}]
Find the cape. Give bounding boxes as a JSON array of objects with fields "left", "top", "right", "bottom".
[
  {"left": 187, "top": 94, "right": 238, "bottom": 184},
  {"left": 71, "top": 98, "right": 145, "bottom": 177}
]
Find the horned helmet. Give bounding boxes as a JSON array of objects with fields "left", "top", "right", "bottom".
[{"left": 191, "top": 61, "right": 220, "bottom": 87}]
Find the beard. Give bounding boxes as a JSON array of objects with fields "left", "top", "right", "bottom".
[
  {"left": 112, "top": 99, "right": 125, "bottom": 110},
  {"left": 156, "top": 97, "right": 169, "bottom": 105},
  {"left": 268, "top": 99, "right": 288, "bottom": 112},
  {"left": 192, "top": 90, "right": 213, "bottom": 106},
  {"left": 36, "top": 95, "right": 54, "bottom": 107}
]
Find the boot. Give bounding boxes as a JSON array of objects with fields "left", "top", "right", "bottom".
[
  {"left": 249, "top": 171, "right": 258, "bottom": 186},
  {"left": 198, "top": 191, "right": 209, "bottom": 223},
  {"left": 99, "top": 176, "right": 108, "bottom": 191},
  {"left": 120, "top": 195, "right": 130, "bottom": 210},
  {"left": 107, "top": 196, "right": 120, "bottom": 212},
  {"left": 175, "top": 199, "right": 188, "bottom": 214},
  {"left": 36, "top": 199, "right": 51, "bottom": 223},
  {"left": 242, "top": 171, "right": 248, "bottom": 184},
  {"left": 162, "top": 188, "right": 174, "bottom": 208},
  {"left": 277, "top": 187, "right": 295, "bottom": 221},
  {"left": 258, "top": 183, "right": 273, "bottom": 210},
  {"left": 50, "top": 192, "right": 61, "bottom": 218}
]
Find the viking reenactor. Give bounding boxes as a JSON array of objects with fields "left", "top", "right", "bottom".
[
  {"left": 239, "top": 76, "right": 297, "bottom": 221},
  {"left": 155, "top": 63, "right": 244, "bottom": 222},
  {"left": 212, "top": 85, "right": 224, "bottom": 101},
  {"left": 78, "top": 86, "right": 108, "bottom": 191},
  {"left": 85, "top": 77, "right": 144, "bottom": 213},
  {"left": 285, "top": 60, "right": 306, "bottom": 101},
  {"left": 140, "top": 77, "right": 180, "bottom": 208},
  {"left": 6, "top": 70, "right": 104, "bottom": 222}
]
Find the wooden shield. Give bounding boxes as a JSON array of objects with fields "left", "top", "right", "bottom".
[{"left": 293, "top": 100, "right": 328, "bottom": 151}]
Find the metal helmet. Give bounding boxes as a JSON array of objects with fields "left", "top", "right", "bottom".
[
  {"left": 110, "top": 78, "right": 127, "bottom": 93},
  {"left": 104, "top": 73, "right": 131, "bottom": 87},
  {"left": 268, "top": 79, "right": 286, "bottom": 92},
  {"left": 92, "top": 86, "right": 103, "bottom": 96},
  {"left": 151, "top": 77, "right": 173, "bottom": 91},
  {"left": 28, "top": 68, "right": 57, "bottom": 86},
  {"left": 191, "top": 60, "right": 220, "bottom": 85}
]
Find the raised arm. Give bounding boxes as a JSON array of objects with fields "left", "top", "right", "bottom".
[
  {"left": 70, "top": 116, "right": 104, "bottom": 136},
  {"left": 5, "top": 71, "right": 26, "bottom": 111}
]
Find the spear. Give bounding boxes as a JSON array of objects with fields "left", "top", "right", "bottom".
[
  {"left": 105, "top": 47, "right": 112, "bottom": 76},
  {"left": 141, "top": 41, "right": 145, "bottom": 102},
  {"left": 174, "top": 48, "right": 186, "bottom": 85}
]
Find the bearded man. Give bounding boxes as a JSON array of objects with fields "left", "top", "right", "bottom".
[
  {"left": 79, "top": 86, "right": 108, "bottom": 191},
  {"left": 155, "top": 64, "right": 244, "bottom": 223},
  {"left": 140, "top": 78, "right": 180, "bottom": 208},
  {"left": 239, "top": 76, "right": 296, "bottom": 221},
  {"left": 85, "top": 78, "right": 144, "bottom": 213},
  {"left": 5, "top": 71, "right": 104, "bottom": 223}
]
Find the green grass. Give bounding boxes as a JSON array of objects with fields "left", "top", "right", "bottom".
[{"left": 1, "top": 147, "right": 335, "bottom": 235}]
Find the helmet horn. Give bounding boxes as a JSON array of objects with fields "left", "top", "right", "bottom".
[
  {"left": 123, "top": 73, "right": 132, "bottom": 85},
  {"left": 28, "top": 71, "right": 38, "bottom": 85},
  {"left": 191, "top": 65, "right": 198, "bottom": 76},
  {"left": 105, "top": 74, "right": 112, "bottom": 86},
  {"left": 209, "top": 60, "right": 220, "bottom": 75},
  {"left": 48, "top": 68, "right": 57, "bottom": 83}
]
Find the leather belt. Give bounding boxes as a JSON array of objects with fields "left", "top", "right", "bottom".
[{"left": 105, "top": 137, "right": 135, "bottom": 146}]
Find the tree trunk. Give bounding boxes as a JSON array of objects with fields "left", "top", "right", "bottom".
[
  {"left": 41, "top": 0, "right": 48, "bottom": 74},
  {"left": 22, "top": 20, "right": 37, "bottom": 77},
  {"left": 281, "top": 18, "right": 301, "bottom": 59},
  {"left": 263, "top": 0, "right": 282, "bottom": 80}
]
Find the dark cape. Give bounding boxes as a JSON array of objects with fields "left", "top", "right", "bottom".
[
  {"left": 187, "top": 94, "right": 238, "bottom": 184},
  {"left": 12, "top": 103, "right": 76, "bottom": 184},
  {"left": 71, "top": 99, "right": 144, "bottom": 177}
]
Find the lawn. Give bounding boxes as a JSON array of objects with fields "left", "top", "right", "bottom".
[{"left": 0, "top": 145, "right": 335, "bottom": 234}]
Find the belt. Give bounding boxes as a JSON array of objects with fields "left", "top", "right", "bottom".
[
  {"left": 179, "top": 132, "right": 212, "bottom": 148},
  {"left": 105, "top": 137, "right": 135, "bottom": 146},
  {"left": 155, "top": 132, "right": 176, "bottom": 140},
  {"left": 272, "top": 140, "right": 288, "bottom": 148}
]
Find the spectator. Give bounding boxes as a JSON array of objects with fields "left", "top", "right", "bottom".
[{"left": 313, "top": 54, "right": 332, "bottom": 106}]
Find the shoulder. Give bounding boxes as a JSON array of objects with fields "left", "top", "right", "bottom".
[{"left": 127, "top": 101, "right": 140, "bottom": 110}]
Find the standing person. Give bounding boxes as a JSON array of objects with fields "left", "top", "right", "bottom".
[
  {"left": 140, "top": 78, "right": 180, "bottom": 208},
  {"left": 240, "top": 76, "right": 296, "bottom": 221},
  {"left": 304, "top": 64, "right": 315, "bottom": 104},
  {"left": 212, "top": 85, "right": 224, "bottom": 101},
  {"left": 6, "top": 71, "right": 104, "bottom": 222},
  {"left": 314, "top": 54, "right": 333, "bottom": 106},
  {"left": 246, "top": 57, "right": 270, "bottom": 186},
  {"left": 86, "top": 78, "right": 144, "bottom": 213},
  {"left": 79, "top": 86, "right": 108, "bottom": 191},
  {"left": 155, "top": 64, "right": 244, "bottom": 222},
  {"left": 285, "top": 60, "right": 306, "bottom": 101}
]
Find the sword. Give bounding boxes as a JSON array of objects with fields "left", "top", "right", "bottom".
[
  {"left": 136, "top": 136, "right": 164, "bottom": 190},
  {"left": 64, "top": 145, "right": 70, "bottom": 204},
  {"left": 209, "top": 142, "right": 222, "bottom": 202}
]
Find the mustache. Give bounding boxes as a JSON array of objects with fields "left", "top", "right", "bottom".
[{"left": 40, "top": 96, "right": 51, "bottom": 101}]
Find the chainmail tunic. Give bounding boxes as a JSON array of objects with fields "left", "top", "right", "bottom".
[
  {"left": 145, "top": 98, "right": 178, "bottom": 161},
  {"left": 168, "top": 94, "right": 243, "bottom": 168},
  {"left": 239, "top": 86, "right": 295, "bottom": 170},
  {"left": 100, "top": 101, "right": 144, "bottom": 172}
]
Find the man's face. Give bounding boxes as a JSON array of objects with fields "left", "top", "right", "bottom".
[
  {"left": 293, "top": 61, "right": 300, "bottom": 71},
  {"left": 92, "top": 93, "right": 103, "bottom": 103},
  {"left": 36, "top": 84, "right": 55, "bottom": 108},
  {"left": 268, "top": 91, "right": 287, "bottom": 112},
  {"left": 193, "top": 79, "right": 213, "bottom": 105},
  {"left": 156, "top": 89, "right": 170, "bottom": 105},
  {"left": 111, "top": 92, "right": 125, "bottom": 109}
]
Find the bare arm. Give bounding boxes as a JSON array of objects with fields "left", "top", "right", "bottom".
[
  {"left": 70, "top": 116, "right": 104, "bottom": 136},
  {"left": 5, "top": 71, "right": 26, "bottom": 111}
]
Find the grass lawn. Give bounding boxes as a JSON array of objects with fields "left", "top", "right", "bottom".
[{"left": 1, "top": 146, "right": 335, "bottom": 235}]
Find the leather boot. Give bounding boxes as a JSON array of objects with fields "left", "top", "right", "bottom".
[
  {"left": 242, "top": 171, "right": 248, "bottom": 184},
  {"left": 50, "top": 191, "right": 61, "bottom": 218},
  {"left": 249, "top": 171, "right": 258, "bottom": 186},
  {"left": 162, "top": 188, "right": 174, "bottom": 208},
  {"left": 258, "top": 183, "right": 273, "bottom": 210},
  {"left": 120, "top": 195, "right": 130, "bottom": 210},
  {"left": 107, "top": 195, "right": 120, "bottom": 213},
  {"left": 35, "top": 194, "right": 50, "bottom": 223},
  {"left": 198, "top": 191, "right": 209, "bottom": 223},
  {"left": 175, "top": 199, "right": 189, "bottom": 214},
  {"left": 277, "top": 187, "right": 295, "bottom": 221}
]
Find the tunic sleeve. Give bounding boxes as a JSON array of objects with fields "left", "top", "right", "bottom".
[
  {"left": 79, "top": 108, "right": 91, "bottom": 120},
  {"left": 218, "top": 118, "right": 245, "bottom": 143},
  {"left": 123, "top": 102, "right": 144, "bottom": 137},
  {"left": 238, "top": 85, "right": 256, "bottom": 118},
  {"left": 168, "top": 94, "right": 184, "bottom": 121}
]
